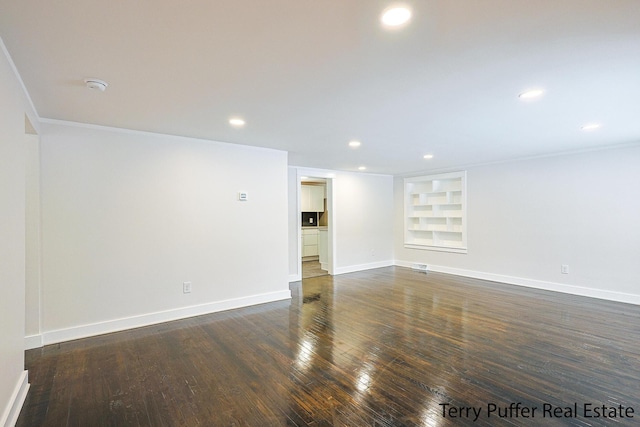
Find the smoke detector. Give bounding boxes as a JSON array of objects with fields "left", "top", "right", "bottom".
[{"left": 84, "top": 78, "right": 108, "bottom": 92}]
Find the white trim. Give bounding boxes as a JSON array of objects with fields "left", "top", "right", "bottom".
[
  {"left": 0, "top": 36, "right": 40, "bottom": 123},
  {"left": 394, "top": 260, "right": 640, "bottom": 305},
  {"left": 403, "top": 244, "right": 468, "bottom": 254},
  {"left": 294, "top": 168, "right": 337, "bottom": 278},
  {"left": 290, "top": 165, "right": 391, "bottom": 179},
  {"left": 24, "top": 334, "right": 43, "bottom": 351},
  {"left": 33, "top": 290, "right": 290, "bottom": 347},
  {"left": 333, "top": 260, "right": 394, "bottom": 276},
  {"left": 289, "top": 274, "right": 301, "bottom": 283},
  {"left": 398, "top": 141, "right": 640, "bottom": 178},
  {"left": 39, "top": 118, "right": 282, "bottom": 155},
  {"left": 1, "top": 371, "right": 29, "bottom": 427},
  {"left": 326, "top": 178, "right": 336, "bottom": 276}
]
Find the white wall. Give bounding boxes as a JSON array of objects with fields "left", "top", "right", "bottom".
[
  {"left": 0, "top": 38, "right": 36, "bottom": 427},
  {"left": 287, "top": 168, "right": 300, "bottom": 281},
  {"left": 288, "top": 167, "right": 394, "bottom": 279},
  {"left": 332, "top": 171, "right": 394, "bottom": 273},
  {"left": 394, "top": 144, "right": 640, "bottom": 304},
  {"left": 25, "top": 133, "right": 41, "bottom": 339},
  {"left": 36, "top": 121, "right": 290, "bottom": 344}
]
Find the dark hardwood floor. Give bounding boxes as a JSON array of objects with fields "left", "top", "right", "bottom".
[{"left": 17, "top": 267, "right": 640, "bottom": 426}]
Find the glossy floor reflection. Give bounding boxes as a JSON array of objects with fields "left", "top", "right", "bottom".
[{"left": 17, "top": 267, "right": 640, "bottom": 426}]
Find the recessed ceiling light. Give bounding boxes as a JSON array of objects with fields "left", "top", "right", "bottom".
[
  {"left": 358, "top": 166, "right": 367, "bottom": 171},
  {"left": 229, "top": 117, "right": 245, "bottom": 127},
  {"left": 423, "top": 154, "right": 434, "bottom": 159},
  {"left": 84, "top": 78, "right": 108, "bottom": 92},
  {"left": 581, "top": 123, "right": 601, "bottom": 131},
  {"left": 518, "top": 89, "right": 544, "bottom": 100},
  {"left": 381, "top": 6, "right": 412, "bottom": 28},
  {"left": 349, "top": 140, "right": 361, "bottom": 148}
]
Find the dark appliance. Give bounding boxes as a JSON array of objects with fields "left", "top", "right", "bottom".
[{"left": 301, "top": 212, "right": 318, "bottom": 227}]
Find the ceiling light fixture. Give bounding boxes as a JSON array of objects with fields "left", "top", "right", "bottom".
[
  {"left": 358, "top": 166, "right": 367, "bottom": 171},
  {"left": 84, "top": 78, "right": 108, "bottom": 92},
  {"left": 423, "top": 154, "right": 434, "bottom": 159},
  {"left": 229, "top": 117, "right": 245, "bottom": 127},
  {"left": 518, "top": 89, "right": 544, "bottom": 100},
  {"left": 381, "top": 6, "right": 412, "bottom": 28},
  {"left": 581, "top": 123, "right": 601, "bottom": 131},
  {"left": 349, "top": 140, "right": 361, "bottom": 148}
]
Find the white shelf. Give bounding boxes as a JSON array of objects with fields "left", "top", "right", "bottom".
[
  {"left": 408, "top": 226, "right": 463, "bottom": 232},
  {"left": 410, "top": 190, "right": 462, "bottom": 196},
  {"left": 408, "top": 214, "right": 463, "bottom": 219},
  {"left": 412, "top": 202, "right": 462, "bottom": 207},
  {"left": 404, "top": 171, "right": 467, "bottom": 253}
]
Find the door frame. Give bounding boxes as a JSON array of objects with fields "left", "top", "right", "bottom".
[{"left": 297, "top": 168, "right": 335, "bottom": 279}]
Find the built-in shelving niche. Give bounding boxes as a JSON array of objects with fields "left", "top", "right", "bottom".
[{"left": 404, "top": 171, "right": 467, "bottom": 253}]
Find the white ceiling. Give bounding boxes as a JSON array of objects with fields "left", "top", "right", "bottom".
[{"left": 1, "top": 0, "right": 639, "bottom": 175}]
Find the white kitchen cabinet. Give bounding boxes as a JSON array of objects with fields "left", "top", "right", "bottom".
[
  {"left": 404, "top": 171, "right": 467, "bottom": 253},
  {"left": 301, "top": 185, "right": 324, "bottom": 212},
  {"left": 302, "top": 228, "right": 319, "bottom": 257}
]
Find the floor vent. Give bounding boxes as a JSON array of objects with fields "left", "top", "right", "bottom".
[{"left": 411, "top": 263, "right": 428, "bottom": 272}]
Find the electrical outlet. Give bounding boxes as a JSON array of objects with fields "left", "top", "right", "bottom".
[
  {"left": 183, "top": 281, "right": 192, "bottom": 293},
  {"left": 561, "top": 265, "right": 569, "bottom": 274}
]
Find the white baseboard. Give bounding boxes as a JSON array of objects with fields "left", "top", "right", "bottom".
[
  {"left": 394, "top": 260, "right": 640, "bottom": 305},
  {"left": 1, "top": 370, "right": 29, "bottom": 427},
  {"left": 288, "top": 273, "right": 301, "bottom": 283},
  {"left": 333, "top": 260, "right": 393, "bottom": 276},
  {"left": 24, "top": 334, "right": 43, "bottom": 351},
  {"left": 32, "top": 290, "right": 291, "bottom": 347}
]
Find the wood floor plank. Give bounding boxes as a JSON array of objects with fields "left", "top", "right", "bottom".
[{"left": 17, "top": 267, "right": 640, "bottom": 426}]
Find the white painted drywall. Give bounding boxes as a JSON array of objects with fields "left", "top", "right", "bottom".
[
  {"left": 0, "top": 38, "right": 36, "bottom": 426},
  {"left": 287, "top": 167, "right": 300, "bottom": 281},
  {"left": 25, "top": 133, "right": 41, "bottom": 339},
  {"left": 288, "top": 167, "right": 394, "bottom": 278},
  {"left": 394, "top": 144, "right": 640, "bottom": 303},
  {"left": 332, "top": 172, "right": 394, "bottom": 273},
  {"left": 38, "top": 121, "right": 290, "bottom": 339}
]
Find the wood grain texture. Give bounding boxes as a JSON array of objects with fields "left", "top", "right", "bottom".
[
  {"left": 302, "top": 259, "right": 328, "bottom": 279},
  {"left": 17, "top": 267, "right": 640, "bottom": 426}
]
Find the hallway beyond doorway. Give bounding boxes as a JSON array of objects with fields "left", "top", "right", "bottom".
[{"left": 302, "top": 257, "right": 328, "bottom": 279}]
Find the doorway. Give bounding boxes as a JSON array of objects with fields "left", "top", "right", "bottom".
[{"left": 299, "top": 175, "right": 333, "bottom": 280}]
